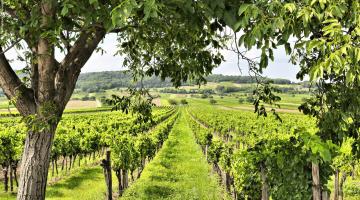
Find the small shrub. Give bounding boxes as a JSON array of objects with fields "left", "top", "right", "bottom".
[
  {"left": 238, "top": 98, "right": 244, "bottom": 104},
  {"left": 201, "top": 94, "right": 208, "bottom": 99},
  {"left": 209, "top": 99, "right": 217, "bottom": 105},
  {"left": 180, "top": 99, "right": 188, "bottom": 105},
  {"left": 246, "top": 96, "right": 255, "bottom": 103},
  {"left": 168, "top": 99, "right": 178, "bottom": 105}
]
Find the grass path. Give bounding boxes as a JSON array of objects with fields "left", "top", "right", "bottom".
[{"left": 121, "top": 111, "right": 225, "bottom": 200}]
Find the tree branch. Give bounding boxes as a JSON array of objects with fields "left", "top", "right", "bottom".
[
  {"left": 0, "top": 46, "right": 36, "bottom": 115},
  {"left": 55, "top": 27, "right": 106, "bottom": 109},
  {"left": 0, "top": 39, "right": 22, "bottom": 55}
]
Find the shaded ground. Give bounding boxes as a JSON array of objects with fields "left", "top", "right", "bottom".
[{"left": 0, "top": 165, "right": 116, "bottom": 200}]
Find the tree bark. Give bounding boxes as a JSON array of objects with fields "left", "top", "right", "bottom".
[
  {"left": 16, "top": 127, "right": 56, "bottom": 200},
  {"left": 0, "top": 1, "right": 105, "bottom": 199},
  {"left": 312, "top": 162, "right": 321, "bottom": 200}
]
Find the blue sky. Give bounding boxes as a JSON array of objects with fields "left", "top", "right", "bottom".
[{"left": 6, "top": 34, "right": 301, "bottom": 82}]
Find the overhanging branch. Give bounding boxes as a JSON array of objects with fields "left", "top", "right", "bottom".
[{"left": 0, "top": 46, "right": 36, "bottom": 115}]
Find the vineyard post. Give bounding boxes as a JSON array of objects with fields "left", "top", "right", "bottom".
[
  {"left": 101, "top": 151, "right": 112, "bottom": 200},
  {"left": 2, "top": 165, "right": 8, "bottom": 192},
  {"left": 260, "top": 163, "right": 269, "bottom": 200},
  {"left": 339, "top": 172, "right": 347, "bottom": 200},
  {"left": 321, "top": 191, "right": 329, "bottom": 200},
  {"left": 312, "top": 163, "right": 321, "bottom": 200},
  {"left": 334, "top": 169, "right": 339, "bottom": 200},
  {"left": 9, "top": 161, "right": 13, "bottom": 192}
]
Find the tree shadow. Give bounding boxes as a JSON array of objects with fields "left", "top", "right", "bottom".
[
  {"left": 143, "top": 185, "right": 174, "bottom": 198},
  {"left": 46, "top": 167, "right": 101, "bottom": 197}
]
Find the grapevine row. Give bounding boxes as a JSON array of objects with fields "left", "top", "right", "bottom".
[{"left": 187, "top": 106, "right": 356, "bottom": 200}]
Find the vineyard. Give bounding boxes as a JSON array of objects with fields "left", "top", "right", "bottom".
[
  {"left": 0, "top": 104, "right": 359, "bottom": 199},
  {"left": 186, "top": 106, "right": 360, "bottom": 200},
  {"left": 0, "top": 106, "right": 180, "bottom": 199}
]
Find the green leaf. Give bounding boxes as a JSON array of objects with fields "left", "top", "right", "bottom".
[
  {"left": 61, "top": 6, "right": 69, "bottom": 16},
  {"left": 284, "top": 3, "right": 296, "bottom": 13},
  {"left": 89, "top": 0, "right": 98, "bottom": 5},
  {"left": 238, "top": 4, "right": 250, "bottom": 16}
]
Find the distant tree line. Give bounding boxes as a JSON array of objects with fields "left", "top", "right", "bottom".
[
  {"left": 159, "top": 88, "right": 215, "bottom": 94},
  {"left": 206, "top": 74, "right": 292, "bottom": 84},
  {"left": 74, "top": 71, "right": 295, "bottom": 93},
  {"left": 75, "top": 71, "right": 191, "bottom": 93}
]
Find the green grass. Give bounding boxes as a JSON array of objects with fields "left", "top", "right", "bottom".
[
  {"left": 121, "top": 110, "right": 226, "bottom": 200},
  {"left": 46, "top": 166, "right": 116, "bottom": 200},
  {"left": 0, "top": 164, "right": 117, "bottom": 200}
]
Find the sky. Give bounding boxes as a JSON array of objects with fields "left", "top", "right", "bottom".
[{"left": 6, "top": 34, "right": 301, "bottom": 82}]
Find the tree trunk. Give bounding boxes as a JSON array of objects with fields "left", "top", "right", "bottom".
[
  {"left": 16, "top": 128, "right": 56, "bottom": 200},
  {"left": 3, "top": 165, "right": 9, "bottom": 192},
  {"left": 334, "top": 169, "right": 339, "bottom": 200},
  {"left": 312, "top": 162, "right": 321, "bottom": 200}
]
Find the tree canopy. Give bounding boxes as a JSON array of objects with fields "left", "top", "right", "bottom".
[{"left": 1, "top": 0, "right": 360, "bottom": 199}]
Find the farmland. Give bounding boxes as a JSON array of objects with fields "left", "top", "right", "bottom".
[
  {"left": 1, "top": 95, "right": 360, "bottom": 199},
  {"left": 1, "top": 73, "right": 360, "bottom": 199}
]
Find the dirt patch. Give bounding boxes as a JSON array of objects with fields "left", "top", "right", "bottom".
[
  {"left": 65, "top": 100, "right": 98, "bottom": 109},
  {"left": 153, "top": 98, "right": 161, "bottom": 106}
]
